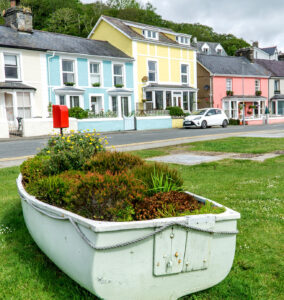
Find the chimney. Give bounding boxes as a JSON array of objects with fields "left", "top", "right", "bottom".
[
  {"left": 3, "top": 0, "right": 33, "bottom": 33},
  {"left": 235, "top": 47, "right": 254, "bottom": 62},
  {"left": 252, "top": 41, "right": 259, "bottom": 48},
  {"left": 192, "top": 37, "right": 197, "bottom": 47},
  {"left": 278, "top": 53, "right": 284, "bottom": 61}
]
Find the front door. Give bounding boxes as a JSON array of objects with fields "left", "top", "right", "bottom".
[
  {"left": 121, "top": 96, "right": 135, "bottom": 130},
  {"left": 173, "top": 96, "right": 182, "bottom": 108}
]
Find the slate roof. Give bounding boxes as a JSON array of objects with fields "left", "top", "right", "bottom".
[
  {"left": 0, "top": 25, "right": 132, "bottom": 59},
  {"left": 0, "top": 81, "right": 36, "bottom": 90},
  {"left": 197, "top": 42, "right": 227, "bottom": 56},
  {"left": 260, "top": 47, "right": 277, "bottom": 56},
  {"left": 255, "top": 59, "right": 284, "bottom": 77},
  {"left": 271, "top": 94, "right": 284, "bottom": 100},
  {"left": 100, "top": 15, "right": 195, "bottom": 49},
  {"left": 198, "top": 54, "right": 268, "bottom": 77}
]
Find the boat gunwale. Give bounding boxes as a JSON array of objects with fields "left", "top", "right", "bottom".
[{"left": 17, "top": 173, "right": 240, "bottom": 233}]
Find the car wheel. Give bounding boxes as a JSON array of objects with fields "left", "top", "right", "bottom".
[
  {"left": 201, "top": 120, "right": 207, "bottom": 129},
  {"left": 222, "top": 120, "right": 228, "bottom": 128}
]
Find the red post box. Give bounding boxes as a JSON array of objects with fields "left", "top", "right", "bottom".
[{"left": 52, "top": 105, "right": 69, "bottom": 134}]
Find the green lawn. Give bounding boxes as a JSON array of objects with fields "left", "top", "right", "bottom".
[
  {"left": 131, "top": 137, "right": 284, "bottom": 158},
  {"left": 1, "top": 155, "right": 284, "bottom": 299}
]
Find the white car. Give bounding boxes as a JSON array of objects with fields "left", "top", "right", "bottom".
[{"left": 183, "top": 108, "right": 229, "bottom": 129}]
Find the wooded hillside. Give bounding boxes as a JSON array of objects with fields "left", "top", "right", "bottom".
[{"left": 0, "top": 0, "right": 250, "bottom": 55}]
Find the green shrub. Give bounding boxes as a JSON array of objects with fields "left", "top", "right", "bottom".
[
  {"left": 68, "top": 107, "right": 88, "bottom": 119},
  {"left": 25, "top": 173, "right": 73, "bottom": 207},
  {"left": 84, "top": 151, "right": 144, "bottom": 174},
  {"left": 65, "top": 171, "right": 145, "bottom": 221},
  {"left": 132, "top": 162, "right": 183, "bottom": 196},
  {"left": 229, "top": 119, "right": 240, "bottom": 125},
  {"left": 39, "top": 131, "right": 106, "bottom": 175},
  {"left": 20, "top": 155, "right": 50, "bottom": 185},
  {"left": 166, "top": 106, "right": 184, "bottom": 117}
]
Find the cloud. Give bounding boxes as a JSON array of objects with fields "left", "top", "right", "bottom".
[{"left": 81, "top": 0, "right": 283, "bottom": 50}]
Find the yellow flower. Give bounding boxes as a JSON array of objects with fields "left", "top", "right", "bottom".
[
  {"left": 87, "top": 129, "right": 90, "bottom": 132},
  {"left": 111, "top": 146, "right": 115, "bottom": 149},
  {"left": 70, "top": 130, "right": 74, "bottom": 133},
  {"left": 105, "top": 141, "right": 109, "bottom": 145},
  {"left": 79, "top": 139, "right": 83, "bottom": 141},
  {"left": 99, "top": 139, "right": 102, "bottom": 142},
  {"left": 72, "top": 142, "right": 75, "bottom": 144},
  {"left": 62, "top": 137, "right": 65, "bottom": 139},
  {"left": 97, "top": 133, "right": 100, "bottom": 136},
  {"left": 89, "top": 143, "right": 92, "bottom": 145},
  {"left": 96, "top": 146, "right": 99, "bottom": 149},
  {"left": 47, "top": 150, "right": 50, "bottom": 154},
  {"left": 67, "top": 139, "right": 71, "bottom": 143}
]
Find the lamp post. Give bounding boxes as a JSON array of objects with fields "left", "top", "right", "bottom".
[{"left": 242, "top": 61, "right": 245, "bottom": 127}]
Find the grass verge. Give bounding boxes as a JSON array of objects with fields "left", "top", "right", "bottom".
[
  {"left": 131, "top": 137, "right": 284, "bottom": 158},
  {"left": 1, "top": 154, "right": 283, "bottom": 299}
]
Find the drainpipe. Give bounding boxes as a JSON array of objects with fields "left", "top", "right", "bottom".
[
  {"left": 210, "top": 76, "right": 213, "bottom": 107},
  {"left": 47, "top": 51, "right": 56, "bottom": 111}
]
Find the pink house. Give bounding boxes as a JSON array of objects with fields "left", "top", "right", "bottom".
[{"left": 197, "top": 54, "right": 269, "bottom": 123}]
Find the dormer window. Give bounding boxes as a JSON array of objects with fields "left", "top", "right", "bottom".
[
  {"left": 203, "top": 47, "right": 209, "bottom": 54},
  {"left": 176, "top": 36, "right": 190, "bottom": 45},
  {"left": 217, "top": 49, "right": 222, "bottom": 55},
  {"left": 142, "top": 29, "right": 158, "bottom": 40}
]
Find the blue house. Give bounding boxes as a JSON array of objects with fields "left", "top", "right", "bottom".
[{"left": 45, "top": 32, "right": 135, "bottom": 129}]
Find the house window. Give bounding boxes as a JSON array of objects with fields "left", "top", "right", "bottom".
[
  {"left": 183, "top": 92, "right": 189, "bottom": 110},
  {"left": 176, "top": 36, "right": 190, "bottom": 45},
  {"left": 4, "top": 54, "right": 20, "bottom": 80},
  {"left": 155, "top": 91, "right": 163, "bottom": 109},
  {"left": 143, "top": 29, "right": 158, "bottom": 40},
  {"left": 203, "top": 48, "right": 209, "bottom": 54},
  {"left": 217, "top": 49, "right": 222, "bottom": 55},
  {"left": 166, "top": 91, "right": 172, "bottom": 107},
  {"left": 111, "top": 96, "right": 118, "bottom": 114},
  {"left": 113, "top": 64, "right": 123, "bottom": 86},
  {"left": 146, "top": 91, "right": 152, "bottom": 101},
  {"left": 59, "top": 95, "right": 65, "bottom": 105},
  {"left": 90, "top": 62, "right": 101, "bottom": 85},
  {"left": 274, "top": 80, "right": 280, "bottom": 94},
  {"left": 62, "top": 60, "right": 75, "bottom": 84},
  {"left": 148, "top": 61, "right": 157, "bottom": 82},
  {"left": 90, "top": 96, "right": 103, "bottom": 114},
  {"left": 70, "top": 96, "right": 80, "bottom": 108},
  {"left": 17, "top": 92, "right": 31, "bottom": 118},
  {"left": 181, "top": 64, "right": 189, "bottom": 84},
  {"left": 255, "top": 80, "right": 260, "bottom": 92},
  {"left": 226, "top": 79, "right": 232, "bottom": 91}
]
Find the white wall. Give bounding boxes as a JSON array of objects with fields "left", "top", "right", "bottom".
[
  {"left": 269, "top": 78, "right": 284, "bottom": 98},
  {"left": 22, "top": 118, "right": 78, "bottom": 137},
  {"left": 0, "top": 119, "right": 9, "bottom": 138},
  {"left": 254, "top": 48, "right": 269, "bottom": 60}
]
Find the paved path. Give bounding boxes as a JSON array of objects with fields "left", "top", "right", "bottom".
[{"left": 148, "top": 152, "right": 281, "bottom": 166}]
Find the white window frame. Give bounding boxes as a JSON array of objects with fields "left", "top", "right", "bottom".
[
  {"left": 255, "top": 79, "right": 260, "bottom": 92},
  {"left": 56, "top": 94, "right": 83, "bottom": 109},
  {"left": 226, "top": 78, "right": 232, "bottom": 91},
  {"left": 4, "top": 53, "right": 21, "bottom": 81},
  {"left": 142, "top": 29, "right": 158, "bottom": 40},
  {"left": 274, "top": 79, "right": 280, "bottom": 92},
  {"left": 176, "top": 36, "right": 190, "bottom": 45},
  {"left": 147, "top": 59, "right": 158, "bottom": 83},
  {"left": 113, "top": 63, "right": 125, "bottom": 87},
  {"left": 181, "top": 63, "right": 189, "bottom": 84},
  {"left": 89, "top": 61, "right": 102, "bottom": 87},
  {"left": 89, "top": 93, "right": 104, "bottom": 115},
  {"left": 61, "top": 59, "right": 76, "bottom": 85}
]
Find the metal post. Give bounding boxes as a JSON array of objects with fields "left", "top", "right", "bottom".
[
  {"left": 60, "top": 128, "right": 63, "bottom": 136},
  {"left": 242, "top": 62, "right": 245, "bottom": 127}
]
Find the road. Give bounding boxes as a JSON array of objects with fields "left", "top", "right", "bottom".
[{"left": 0, "top": 124, "right": 284, "bottom": 161}]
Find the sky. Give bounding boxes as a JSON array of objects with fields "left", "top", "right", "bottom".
[{"left": 82, "top": 0, "right": 283, "bottom": 51}]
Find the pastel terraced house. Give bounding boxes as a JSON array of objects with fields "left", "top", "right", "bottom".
[
  {"left": 197, "top": 54, "right": 270, "bottom": 124},
  {"left": 0, "top": 3, "right": 48, "bottom": 138},
  {"left": 89, "top": 16, "right": 198, "bottom": 112},
  {"left": 0, "top": 1, "right": 136, "bottom": 137}
]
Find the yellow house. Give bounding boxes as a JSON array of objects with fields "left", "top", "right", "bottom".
[{"left": 88, "top": 16, "right": 198, "bottom": 112}]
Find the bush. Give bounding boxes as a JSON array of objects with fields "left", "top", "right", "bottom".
[
  {"left": 39, "top": 131, "right": 106, "bottom": 175},
  {"left": 68, "top": 107, "right": 88, "bottom": 119},
  {"left": 64, "top": 171, "right": 145, "bottom": 221},
  {"left": 132, "top": 162, "right": 183, "bottom": 196},
  {"left": 229, "top": 119, "right": 240, "bottom": 125},
  {"left": 166, "top": 106, "right": 184, "bottom": 117},
  {"left": 20, "top": 155, "right": 50, "bottom": 185},
  {"left": 84, "top": 151, "right": 144, "bottom": 174},
  {"left": 135, "top": 191, "right": 201, "bottom": 220}
]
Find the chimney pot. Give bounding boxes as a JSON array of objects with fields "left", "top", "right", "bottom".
[{"left": 252, "top": 41, "right": 259, "bottom": 48}]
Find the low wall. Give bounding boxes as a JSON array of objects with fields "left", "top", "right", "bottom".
[
  {"left": 78, "top": 118, "right": 124, "bottom": 132},
  {"left": 172, "top": 118, "right": 184, "bottom": 128},
  {"left": 268, "top": 117, "right": 284, "bottom": 124},
  {"left": 22, "top": 118, "right": 78, "bottom": 137},
  {"left": 0, "top": 120, "right": 9, "bottom": 139},
  {"left": 244, "top": 116, "right": 284, "bottom": 126},
  {"left": 135, "top": 116, "right": 172, "bottom": 130}
]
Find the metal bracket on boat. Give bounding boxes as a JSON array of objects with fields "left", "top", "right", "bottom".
[{"left": 22, "top": 194, "right": 239, "bottom": 251}]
